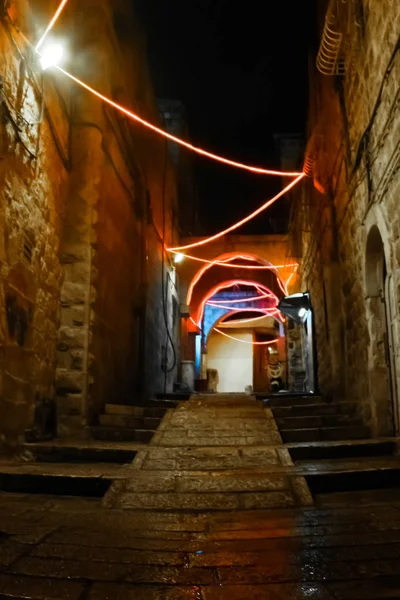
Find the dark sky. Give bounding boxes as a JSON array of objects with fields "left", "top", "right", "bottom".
[{"left": 134, "top": 0, "right": 314, "bottom": 234}]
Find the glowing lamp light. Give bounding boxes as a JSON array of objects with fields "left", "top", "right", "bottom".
[
  {"left": 173, "top": 252, "right": 185, "bottom": 264},
  {"left": 277, "top": 292, "right": 311, "bottom": 323},
  {"left": 39, "top": 43, "right": 64, "bottom": 70}
]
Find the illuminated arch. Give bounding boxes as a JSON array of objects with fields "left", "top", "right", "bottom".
[
  {"left": 205, "top": 309, "right": 282, "bottom": 344},
  {"left": 195, "top": 279, "right": 281, "bottom": 326},
  {"left": 187, "top": 252, "right": 288, "bottom": 306}
]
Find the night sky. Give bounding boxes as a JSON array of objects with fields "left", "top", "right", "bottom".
[{"left": 134, "top": 0, "right": 315, "bottom": 235}]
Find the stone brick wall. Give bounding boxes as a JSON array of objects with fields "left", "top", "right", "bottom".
[
  {"left": 0, "top": 0, "right": 181, "bottom": 446},
  {"left": 0, "top": 0, "right": 71, "bottom": 447},
  {"left": 291, "top": 0, "right": 400, "bottom": 434}
]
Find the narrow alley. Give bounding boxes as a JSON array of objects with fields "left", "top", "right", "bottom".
[{"left": 0, "top": 0, "right": 400, "bottom": 598}]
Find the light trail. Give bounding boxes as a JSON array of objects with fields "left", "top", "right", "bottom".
[
  {"left": 195, "top": 280, "right": 280, "bottom": 326},
  {"left": 36, "top": 0, "right": 70, "bottom": 50},
  {"left": 168, "top": 173, "right": 305, "bottom": 252},
  {"left": 206, "top": 303, "right": 274, "bottom": 313},
  {"left": 214, "top": 328, "right": 279, "bottom": 345},
  {"left": 219, "top": 313, "right": 279, "bottom": 326},
  {"left": 209, "top": 292, "right": 274, "bottom": 304},
  {"left": 170, "top": 249, "right": 298, "bottom": 270},
  {"left": 54, "top": 66, "right": 302, "bottom": 178},
  {"left": 186, "top": 254, "right": 290, "bottom": 306}
]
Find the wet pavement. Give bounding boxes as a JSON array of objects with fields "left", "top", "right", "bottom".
[{"left": 0, "top": 394, "right": 400, "bottom": 598}]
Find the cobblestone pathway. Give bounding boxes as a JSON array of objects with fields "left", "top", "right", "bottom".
[{"left": 1, "top": 394, "right": 400, "bottom": 599}]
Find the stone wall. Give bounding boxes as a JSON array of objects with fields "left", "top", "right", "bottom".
[
  {"left": 292, "top": 0, "right": 400, "bottom": 434},
  {"left": 0, "top": 0, "right": 181, "bottom": 446},
  {"left": 0, "top": 0, "right": 71, "bottom": 447}
]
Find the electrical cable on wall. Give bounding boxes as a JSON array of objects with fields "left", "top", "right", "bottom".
[{"left": 160, "top": 136, "right": 177, "bottom": 394}]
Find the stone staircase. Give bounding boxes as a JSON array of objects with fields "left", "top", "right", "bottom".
[
  {"left": 90, "top": 403, "right": 168, "bottom": 443},
  {"left": 265, "top": 394, "right": 400, "bottom": 502},
  {"left": 266, "top": 395, "right": 371, "bottom": 443},
  {"left": 12, "top": 398, "right": 179, "bottom": 498}
]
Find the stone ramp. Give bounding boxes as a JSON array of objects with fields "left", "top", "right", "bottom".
[{"left": 105, "top": 394, "right": 312, "bottom": 510}]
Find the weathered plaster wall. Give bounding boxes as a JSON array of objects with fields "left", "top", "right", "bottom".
[
  {"left": 207, "top": 329, "right": 253, "bottom": 393},
  {"left": 292, "top": 0, "right": 400, "bottom": 434}
]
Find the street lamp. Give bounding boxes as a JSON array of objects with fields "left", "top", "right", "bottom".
[
  {"left": 173, "top": 253, "right": 185, "bottom": 264},
  {"left": 39, "top": 43, "right": 65, "bottom": 71},
  {"left": 277, "top": 292, "right": 311, "bottom": 323}
]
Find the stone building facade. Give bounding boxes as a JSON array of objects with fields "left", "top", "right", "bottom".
[
  {"left": 0, "top": 0, "right": 181, "bottom": 447},
  {"left": 291, "top": 0, "right": 400, "bottom": 435}
]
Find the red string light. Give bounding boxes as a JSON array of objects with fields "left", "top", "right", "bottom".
[
  {"left": 171, "top": 249, "right": 298, "bottom": 270},
  {"left": 186, "top": 255, "right": 289, "bottom": 306},
  {"left": 219, "top": 313, "right": 280, "bottom": 326},
  {"left": 214, "top": 328, "right": 279, "bottom": 345},
  {"left": 207, "top": 303, "right": 274, "bottom": 313},
  {"left": 36, "top": 0, "right": 70, "bottom": 50},
  {"left": 54, "top": 67, "right": 302, "bottom": 178},
  {"left": 196, "top": 280, "right": 279, "bottom": 326},
  {"left": 209, "top": 292, "right": 274, "bottom": 304},
  {"left": 168, "top": 173, "right": 305, "bottom": 252}
]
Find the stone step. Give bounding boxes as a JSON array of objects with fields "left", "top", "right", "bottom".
[
  {"left": 148, "top": 399, "right": 179, "bottom": 409},
  {"left": 98, "top": 414, "right": 162, "bottom": 430},
  {"left": 281, "top": 425, "right": 371, "bottom": 443},
  {"left": 276, "top": 415, "right": 363, "bottom": 430},
  {"left": 99, "top": 415, "right": 143, "bottom": 429},
  {"left": 104, "top": 404, "right": 144, "bottom": 416},
  {"left": 155, "top": 393, "right": 191, "bottom": 401},
  {"left": 272, "top": 402, "right": 358, "bottom": 418},
  {"left": 289, "top": 439, "right": 398, "bottom": 462},
  {"left": 104, "top": 404, "right": 167, "bottom": 419},
  {"left": 0, "top": 461, "right": 137, "bottom": 497},
  {"left": 90, "top": 427, "right": 155, "bottom": 443},
  {"left": 22, "top": 439, "right": 143, "bottom": 464},
  {"left": 113, "top": 490, "right": 296, "bottom": 511},
  {"left": 265, "top": 395, "right": 324, "bottom": 407}
]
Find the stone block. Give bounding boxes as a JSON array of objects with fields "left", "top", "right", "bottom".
[
  {"left": 57, "top": 415, "right": 87, "bottom": 439},
  {"left": 60, "top": 282, "right": 87, "bottom": 306},
  {"left": 0, "top": 574, "right": 84, "bottom": 600},
  {"left": 58, "top": 326, "right": 86, "bottom": 350},
  {"left": 88, "top": 583, "right": 200, "bottom": 600},
  {"left": 56, "top": 394, "right": 83, "bottom": 416},
  {"left": 55, "top": 369, "right": 86, "bottom": 394}
]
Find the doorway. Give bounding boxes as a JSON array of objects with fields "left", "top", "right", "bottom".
[{"left": 365, "top": 225, "right": 397, "bottom": 435}]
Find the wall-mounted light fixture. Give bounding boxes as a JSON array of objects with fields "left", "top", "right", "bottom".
[
  {"left": 173, "top": 252, "right": 184, "bottom": 265},
  {"left": 277, "top": 292, "right": 311, "bottom": 323},
  {"left": 38, "top": 42, "right": 65, "bottom": 70}
]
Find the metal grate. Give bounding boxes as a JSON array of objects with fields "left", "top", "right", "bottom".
[{"left": 316, "top": 0, "right": 347, "bottom": 76}]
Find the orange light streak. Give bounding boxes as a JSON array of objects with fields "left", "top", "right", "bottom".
[
  {"left": 219, "top": 313, "right": 280, "bottom": 326},
  {"left": 196, "top": 280, "right": 279, "bottom": 326},
  {"left": 214, "top": 329, "right": 279, "bottom": 345},
  {"left": 187, "top": 255, "right": 250, "bottom": 305},
  {"left": 186, "top": 254, "right": 289, "bottom": 306},
  {"left": 170, "top": 249, "right": 298, "bottom": 270},
  {"left": 285, "top": 265, "right": 298, "bottom": 289},
  {"left": 277, "top": 276, "right": 288, "bottom": 296},
  {"left": 36, "top": 0, "right": 70, "bottom": 50},
  {"left": 190, "top": 317, "right": 201, "bottom": 330},
  {"left": 54, "top": 67, "right": 302, "bottom": 178},
  {"left": 168, "top": 173, "right": 305, "bottom": 252}
]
